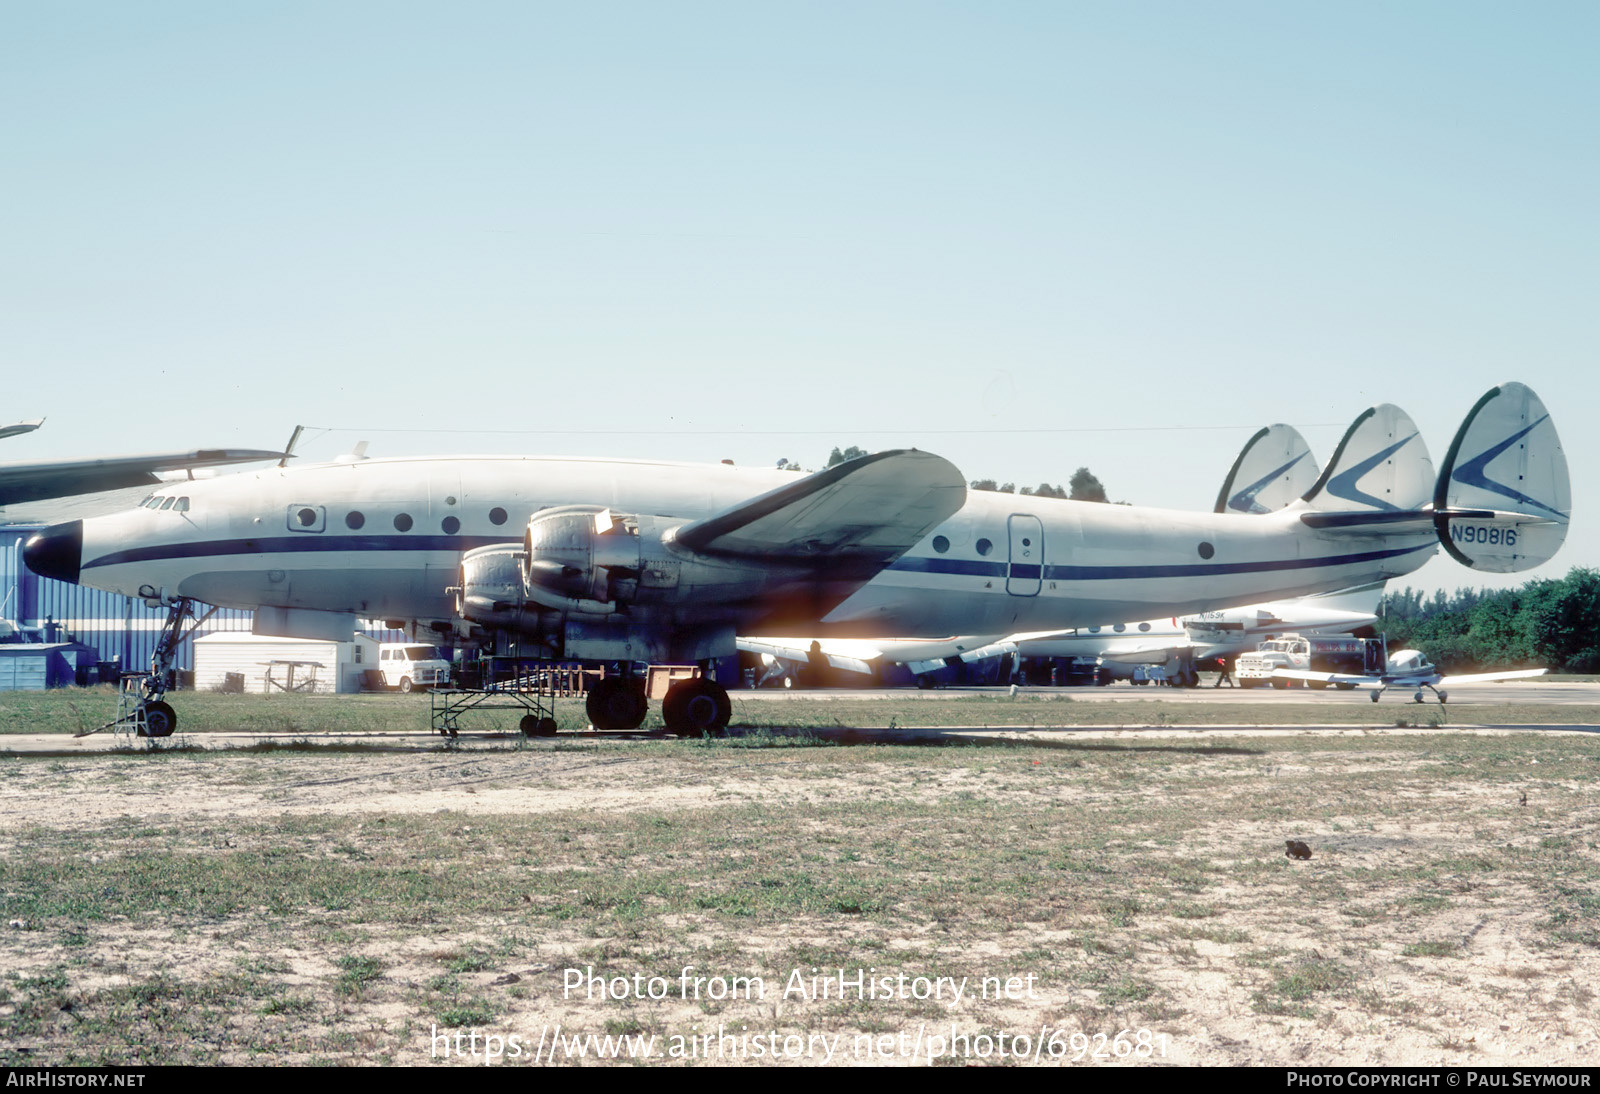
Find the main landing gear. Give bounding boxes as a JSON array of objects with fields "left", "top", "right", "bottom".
[
  {"left": 581, "top": 671, "right": 733, "bottom": 737},
  {"left": 661, "top": 678, "right": 732, "bottom": 737},
  {"left": 585, "top": 678, "right": 649, "bottom": 731},
  {"left": 1366, "top": 685, "right": 1448, "bottom": 705}
]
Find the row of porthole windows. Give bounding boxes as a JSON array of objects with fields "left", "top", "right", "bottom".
[
  {"left": 930, "top": 534, "right": 995, "bottom": 556},
  {"left": 928, "top": 535, "right": 1215, "bottom": 562},
  {"left": 295, "top": 506, "right": 512, "bottom": 533},
  {"left": 1086, "top": 622, "right": 1154, "bottom": 634}
]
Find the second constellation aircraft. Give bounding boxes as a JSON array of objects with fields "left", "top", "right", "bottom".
[{"left": 23, "top": 382, "right": 1571, "bottom": 736}]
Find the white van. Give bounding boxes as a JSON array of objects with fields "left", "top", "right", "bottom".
[{"left": 377, "top": 644, "right": 451, "bottom": 692}]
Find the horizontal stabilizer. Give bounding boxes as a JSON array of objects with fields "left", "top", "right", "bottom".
[
  {"left": 675, "top": 450, "right": 966, "bottom": 572},
  {"left": 1299, "top": 510, "right": 1435, "bottom": 532},
  {"left": 1302, "top": 404, "right": 1433, "bottom": 514},
  {"left": 1433, "top": 383, "right": 1569, "bottom": 572},
  {"left": 1216, "top": 424, "right": 1318, "bottom": 514}
]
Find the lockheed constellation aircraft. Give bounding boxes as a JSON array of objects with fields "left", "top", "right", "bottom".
[{"left": 23, "top": 383, "right": 1570, "bottom": 736}]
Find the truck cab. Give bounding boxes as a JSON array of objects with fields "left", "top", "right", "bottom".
[{"left": 1236, "top": 634, "right": 1384, "bottom": 688}]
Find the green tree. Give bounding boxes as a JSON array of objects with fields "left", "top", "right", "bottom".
[{"left": 1069, "top": 468, "right": 1109, "bottom": 503}]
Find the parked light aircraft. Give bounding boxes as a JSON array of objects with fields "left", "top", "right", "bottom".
[
  {"left": 22, "top": 382, "right": 1570, "bottom": 736},
  {"left": 1268, "top": 647, "right": 1546, "bottom": 704},
  {"left": 741, "top": 420, "right": 1348, "bottom": 687},
  {"left": 0, "top": 418, "right": 285, "bottom": 507}
]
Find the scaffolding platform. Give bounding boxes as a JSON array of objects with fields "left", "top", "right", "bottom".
[{"left": 429, "top": 658, "right": 602, "bottom": 738}]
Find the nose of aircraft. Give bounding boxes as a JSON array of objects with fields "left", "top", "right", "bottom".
[{"left": 23, "top": 520, "right": 83, "bottom": 584}]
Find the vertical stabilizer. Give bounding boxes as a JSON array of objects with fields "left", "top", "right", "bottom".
[
  {"left": 1302, "top": 405, "right": 1433, "bottom": 513},
  {"left": 1214, "top": 424, "right": 1318, "bottom": 514},
  {"left": 1434, "top": 382, "right": 1569, "bottom": 572}
]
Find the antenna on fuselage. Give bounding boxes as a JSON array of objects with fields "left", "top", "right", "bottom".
[{"left": 278, "top": 425, "right": 304, "bottom": 468}]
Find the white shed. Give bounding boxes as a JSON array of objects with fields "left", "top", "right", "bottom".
[{"left": 192, "top": 632, "right": 378, "bottom": 694}]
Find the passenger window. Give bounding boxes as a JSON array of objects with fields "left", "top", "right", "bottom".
[
  {"left": 287, "top": 505, "right": 326, "bottom": 533},
  {"left": 394, "top": 513, "right": 413, "bottom": 532}
]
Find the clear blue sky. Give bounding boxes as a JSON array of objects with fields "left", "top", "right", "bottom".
[{"left": 5, "top": 2, "right": 1594, "bottom": 596}]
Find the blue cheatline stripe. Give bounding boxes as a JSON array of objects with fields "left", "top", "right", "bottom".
[
  {"left": 84, "top": 534, "right": 516, "bottom": 570},
  {"left": 85, "top": 535, "right": 1435, "bottom": 584},
  {"left": 891, "top": 542, "right": 1432, "bottom": 582},
  {"left": 889, "top": 556, "right": 1007, "bottom": 578}
]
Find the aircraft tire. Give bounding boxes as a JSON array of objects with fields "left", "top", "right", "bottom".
[
  {"left": 663, "top": 679, "right": 731, "bottom": 737},
  {"left": 520, "top": 715, "right": 559, "bottom": 738},
  {"left": 586, "top": 679, "right": 647, "bottom": 731},
  {"left": 139, "top": 701, "right": 177, "bottom": 738}
]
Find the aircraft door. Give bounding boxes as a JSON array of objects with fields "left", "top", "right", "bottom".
[{"left": 1006, "top": 514, "right": 1043, "bottom": 597}]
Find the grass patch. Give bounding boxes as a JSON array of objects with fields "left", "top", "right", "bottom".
[{"left": 2, "top": 722, "right": 1598, "bottom": 1064}]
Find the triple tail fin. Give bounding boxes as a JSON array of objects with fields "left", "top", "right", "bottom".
[
  {"left": 1214, "top": 424, "right": 1318, "bottom": 513},
  {"left": 1433, "top": 382, "right": 1569, "bottom": 572},
  {"left": 1300, "top": 404, "right": 1434, "bottom": 520}
]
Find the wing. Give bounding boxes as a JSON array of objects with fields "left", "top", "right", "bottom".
[
  {"left": 735, "top": 637, "right": 883, "bottom": 675},
  {"left": 0, "top": 449, "right": 287, "bottom": 506},
  {"left": 1439, "top": 668, "right": 1547, "bottom": 685},
  {"left": 1270, "top": 668, "right": 1381, "bottom": 687},
  {"left": 0, "top": 419, "right": 45, "bottom": 442},
  {"left": 674, "top": 449, "right": 967, "bottom": 578}
]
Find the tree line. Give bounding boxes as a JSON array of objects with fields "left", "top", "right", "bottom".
[{"left": 1377, "top": 569, "right": 1599, "bottom": 675}]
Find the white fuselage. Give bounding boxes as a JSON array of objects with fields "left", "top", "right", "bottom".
[{"left": 70, "top": 454, "right": 1438, "bottom": 639}]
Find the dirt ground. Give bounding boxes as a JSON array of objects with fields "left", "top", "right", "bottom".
[{"left": 2, "top": 730, "right": 1598, "bottom": 1067}]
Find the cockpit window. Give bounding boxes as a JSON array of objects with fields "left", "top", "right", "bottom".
[
  {"left": 175, "top": 497, "right": 190, "bottom": 512},
  {"left": 159, "top": 497, "right": 177, "bottom": 510}
]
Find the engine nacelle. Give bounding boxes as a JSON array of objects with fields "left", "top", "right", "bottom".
[
  {"left": 457, "top": 543, "right": 546, "bottom": 632},
  {"left": 520, "top": 505, "right": 807, "bottom": 623},
  {"left": 522, "top": 506, "right": 640, "bottom": 610}
]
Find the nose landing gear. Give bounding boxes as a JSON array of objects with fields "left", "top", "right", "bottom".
[{"left": 78, "top": 596, "right": 215, "bottom": 739}]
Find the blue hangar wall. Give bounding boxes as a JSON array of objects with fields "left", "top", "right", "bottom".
[{"left": 1, "top": 526, "right": 256, "bottom": 680}]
